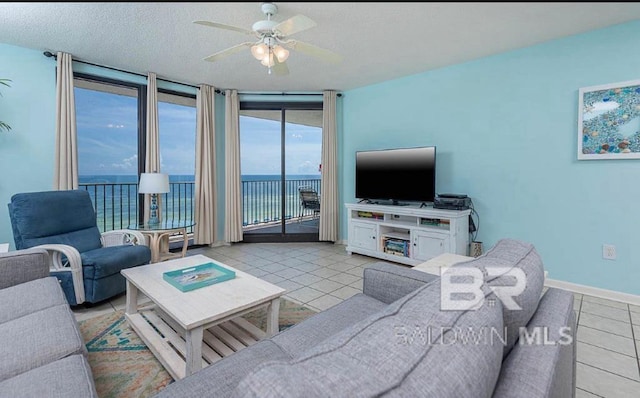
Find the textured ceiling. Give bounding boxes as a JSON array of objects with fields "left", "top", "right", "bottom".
[{"left": 2, "top": 2, "right": 640, "bottom": 92}]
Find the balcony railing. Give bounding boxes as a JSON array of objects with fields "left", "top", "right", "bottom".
[
  {"left": 80, "top": 177, "right": 321, "bottom": 234},
  {"left": 242, "top": 178, "right": 321, "bottom": 228},
  {"left": 79, "top": 182, "right": 195, "bottom": 233}
]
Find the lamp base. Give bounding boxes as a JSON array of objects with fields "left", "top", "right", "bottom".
[{"left": 149, "top": 194, "right": 160, "bottom": 225}]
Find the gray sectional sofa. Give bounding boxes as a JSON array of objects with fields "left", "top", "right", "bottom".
[
  {"left": 0, "top": 248, "right": 98, "bottom": 397},
  {"left": 156, "top": 239, "right": 577, "bottom": 398}
]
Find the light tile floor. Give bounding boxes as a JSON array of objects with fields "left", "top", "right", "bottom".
[{"left": 73, "top": 242, "right": 640, "bottom": 398}]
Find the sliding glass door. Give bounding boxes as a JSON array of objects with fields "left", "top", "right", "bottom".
[
  {"left": 240, "top": 102, "right": 322, "bottom": 242},
  {"left": 284, "top": 109, "right": 323, "bottom": 236}
]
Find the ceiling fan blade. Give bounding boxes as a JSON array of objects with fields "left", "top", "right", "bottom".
[
  {"left": 287, "top": 41, "right": 342, "bottom": 64},
  {"left": 272, "top": 59, "right": 289, "bottom": 76},
  {"left": 273, "top": 15, "right": 316, "bottom": 37},
  {"left": 193, "top": 20, "right": 255, "bottom": 36},
  {"left": 203, "top": 42, "right": 253, "bottom": 63}
]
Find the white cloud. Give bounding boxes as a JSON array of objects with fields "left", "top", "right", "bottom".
[{"left": 111, "top": 154, "right": 138, "bottom": 170}]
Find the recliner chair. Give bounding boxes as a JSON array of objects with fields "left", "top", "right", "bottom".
[{"left": 8, "top": 189, "right": 152, "bottom": 305}]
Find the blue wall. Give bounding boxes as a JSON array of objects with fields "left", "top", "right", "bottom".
[
  {"left": 342, "top": 21, "right": 640, "bottom": 295},
  {"left": 0, "top": 44, "right": 56, "bottom": 247}
]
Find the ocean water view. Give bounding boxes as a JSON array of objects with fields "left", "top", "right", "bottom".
[{"left": 79, "top": 174, "right": 321, "bottom": 232}]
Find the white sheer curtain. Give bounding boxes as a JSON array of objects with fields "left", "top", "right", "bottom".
[
  {"left": 144, "top": 72, "right": 161, "bottom": 223},
  {"left": 194, "top": 84, "right": 217, "bottom": 245},
  {"left": 319, "top": 90, "right": 339, "bottom": 241},
  {"left": 224, "top": 89, "right": 243, "bottom": 243},
  {"left": 53, "top": 52, "right": 78, "bottom": 190}
]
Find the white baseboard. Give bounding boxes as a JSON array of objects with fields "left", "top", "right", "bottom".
[{"left": 545, "top": 278, "right": 640, "bottom": 307}]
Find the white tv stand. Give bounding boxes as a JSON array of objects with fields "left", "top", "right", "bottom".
[{"left": 345, "top": 202, "right": 471, "bottom": 266}]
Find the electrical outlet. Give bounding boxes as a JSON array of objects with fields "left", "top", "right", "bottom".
[{"left": 602, "top": 244, "right": 616, "bottom": 260}]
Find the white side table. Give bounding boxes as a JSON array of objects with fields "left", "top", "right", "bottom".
[
  {"left": 413, "top": 252, "right": 548, "bottom": 280},
  {"left": 412, "top": 253, "right": 474, "bottom": 276},
  {"left": 128, "top": 220, "right": 195, "bottom": 263}
]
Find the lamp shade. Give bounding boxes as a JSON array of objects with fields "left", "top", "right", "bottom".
[
  {"left": 273, "top": 45, "right": 289, "bottom": 63},
  {"left": 261, "top": 53, "right": 275, "bottom": 67},
  {"left": 138, "top": 173, "right": 169, "bottom": 194},
  {"left": 251, "top": 43, "right": 268, "bottom": 60}
]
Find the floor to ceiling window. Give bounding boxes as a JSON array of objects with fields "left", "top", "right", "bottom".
[
  {"left": 157, "top": 91, "right": 197, "bottom": 226},
  {"left": 74, "top": 74, "right": 196, "bottom": 235},
  {"left": 240, "top": 101, "right": 323, "bottom": 242}
]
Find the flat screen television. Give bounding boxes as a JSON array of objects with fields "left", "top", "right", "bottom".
[{"left": 355, "top": 146, "right": 436, "bottom": 205}]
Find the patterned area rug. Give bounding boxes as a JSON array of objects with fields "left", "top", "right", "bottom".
[{"left": 78, "top": 298, "right": 317, "bottom": 398}]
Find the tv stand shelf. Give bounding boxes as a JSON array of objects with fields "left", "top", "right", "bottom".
[{"left": 345, "top": 203, "right": 470, "bottom": 266}]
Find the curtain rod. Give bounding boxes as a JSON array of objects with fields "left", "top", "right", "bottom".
[
  {"left": 42, "top": 51, "right": 221, "bottom": 93},
  {"left": 43, "top": 51, "right": 342, "bottom": 97},
  {"left": 239, "top": 92, "right": 342, "bottom": 97}
]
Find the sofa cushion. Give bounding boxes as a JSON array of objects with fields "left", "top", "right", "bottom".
[
  {"left": 271, "top": 293, "right": 386, "bottom": 358},
  {"left": 234, "top": 280, "right": 504, "bottom": 398},
  {"left": 155, "top": 340, "right": 291, "bottom": 398},
  {"left": 0, "top": 354, "right": 98, "bottom": 398},
  {"left": 81, "top": 245, "right": 151, "bottom": 279},
  {"left": 0, "top": 277, "right": 67, "bottom": 323},
  {"left": 0, "top": 304, "right": 86, "bottom": 382},
  {"left": 450, "top": 238, "right": 545, "bottom": 357}
]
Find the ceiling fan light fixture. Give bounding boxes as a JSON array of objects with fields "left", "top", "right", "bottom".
[
  {"left": 197, "top": 2, "right": 340, "bottom": 76},
  {"left": 260, "top": 53, "right": 275, "bottom": 67},
  {"left": 273, "top": 45, "right": 289, "bottom": 62},
  {"left": 251, "top": 43, "right": 268, "bottom": 60}
]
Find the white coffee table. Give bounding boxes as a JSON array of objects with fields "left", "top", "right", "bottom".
[{"left": 121, "top": 254, "right": 286, "bottom": 380}]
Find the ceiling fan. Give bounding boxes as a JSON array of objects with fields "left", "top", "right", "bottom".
[{"left": 194, "top": 2, "right": 342, "bottom": 75}]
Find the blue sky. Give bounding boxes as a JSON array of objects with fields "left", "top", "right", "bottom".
[
  {"left": 240, "top": 115, "right": 322, "bottom": 176},
  {"left": 75, "top": 88, "right": 321, "bottom": 176}
]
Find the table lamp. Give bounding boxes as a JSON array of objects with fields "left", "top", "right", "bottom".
[{"left": 138, "top": 172, "right": 170, "bottom": 225}]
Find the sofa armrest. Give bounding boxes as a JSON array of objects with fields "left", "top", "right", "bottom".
[
  {"left": 33, "top": 244, "right": 85, "bottom": 305},
  {"left": 0, "top": 249, "right": 51, "bottom": 289},
  {"left": 363, "top": 261, "right": 439, "bottom": 304},
  {"left": 492, "top": 288, "right": 576, "bottom": 398}
]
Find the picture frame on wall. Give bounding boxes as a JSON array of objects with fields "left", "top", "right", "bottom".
[{"left": 578, "top": 79, "right": 640, "bottom": 160}]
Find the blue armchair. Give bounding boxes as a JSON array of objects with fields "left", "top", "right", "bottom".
[{"left": 8, "top": 189, "right": 151, "bottom": 305}]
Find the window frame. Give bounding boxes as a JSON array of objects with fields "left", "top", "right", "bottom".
[{"left": 73, "top": 73, "right": 197, "bottom": 226}]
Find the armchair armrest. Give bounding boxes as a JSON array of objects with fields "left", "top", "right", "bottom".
[
  {"left": 101, "top": 229, "right": 147, "bottom": 247},
  {"left": 33, "top": 244, "right": 85, "bottom": 305},
  {"left": 0, "top": 249, "right": 51, "bottom": 289},
  {"left": 363, "top": 262, "right": 439, "bottom": 304}
]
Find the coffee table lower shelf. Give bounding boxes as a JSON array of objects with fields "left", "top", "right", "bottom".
[{"left": 126, "top": 308, "right": 267, "bottom": 380}]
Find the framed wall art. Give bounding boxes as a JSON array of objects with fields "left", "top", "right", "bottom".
[{"left": 578, "top": 79, "right": 640, "bottom": 160}]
